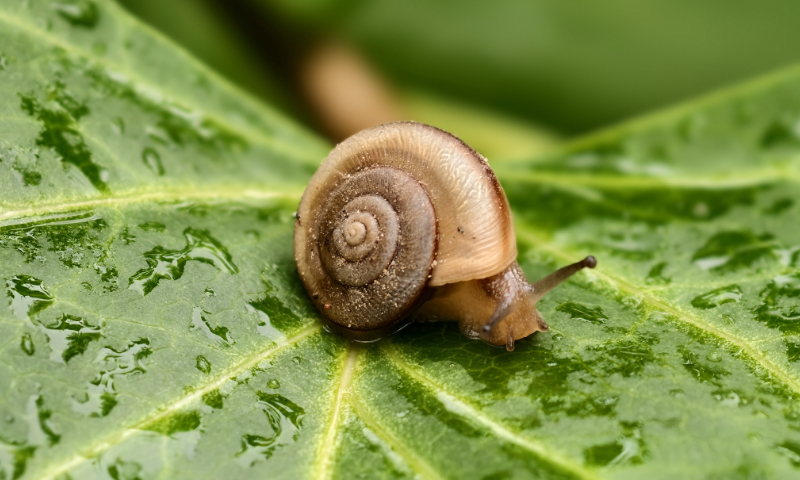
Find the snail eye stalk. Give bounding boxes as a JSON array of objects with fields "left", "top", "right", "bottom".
[
  {"left": 529, "top": 256, "right": 597, "bottom": 304},
  {"left": 483, "top": 256, "right": 597, "bottom": 334}
]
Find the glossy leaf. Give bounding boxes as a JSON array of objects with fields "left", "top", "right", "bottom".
[{"left": 2, "top": 2, "right": 800, "bottom": 480}]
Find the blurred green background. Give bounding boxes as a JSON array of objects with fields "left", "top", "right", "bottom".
[{"left": 118, "top": 0, "right": 800, "bottom": 144}]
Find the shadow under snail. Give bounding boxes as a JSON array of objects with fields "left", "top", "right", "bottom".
[{"left": 294, "top": 122, "right": 596, "bottom": 351}]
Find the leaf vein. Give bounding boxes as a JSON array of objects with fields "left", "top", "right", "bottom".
[
  {"left": 382, "top": 346, "right": 601, "bottom": 480},
  {"left": 516, "top": 226, "right": 800, "bottom": 398},
  {"left": 0, "top": 186, "right": 303, "bottom": 224},
  {"left": 36, "top": 324, "right": 321, "bottom": 480},
  {"left": 316, "top": 346, "right": 359, "bottom": 480}
]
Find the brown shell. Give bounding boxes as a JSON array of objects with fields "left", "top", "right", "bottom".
[{"left": 295, "top": 122, "right": 516, "bottom": 288}]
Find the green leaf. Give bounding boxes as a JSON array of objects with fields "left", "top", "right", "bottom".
[{"left": 2, "top": 2, "right": 800, "bottom": 480}]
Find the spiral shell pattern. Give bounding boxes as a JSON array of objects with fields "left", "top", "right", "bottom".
[{"left": 297, "top": 166, "right": 437, "bottom": 333}]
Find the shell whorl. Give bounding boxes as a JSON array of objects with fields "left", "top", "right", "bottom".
[
  {"left": 298, "top": 166, "right": 436, "bottom": 332},
  {"left": 294, "top": 122, "right": 517, "bottom": 335}
]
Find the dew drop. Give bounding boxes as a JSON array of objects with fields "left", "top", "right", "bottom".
[
  {"left": 51, "top": 1, "right": 98, "bottom": 28},
  {"left": 236, "top": 392, "right": 305, "bottom": 465},
  {"left": 6, "top": 275, "right": 54, "bottom": 319},
  {"left": 141, "top": 147, "right": 164, "bottom": 175},
  {"left": 706, "top": 352, "right": 722, "bottom": 363},
  {"left": 106, "top": 459, "right": 142, "bottom": 480},
  {"left": 111, "top": 117, "right": 125, "bottom": 135},
  {"left": 202, "top": 390, "right": 224, "bottom": 409},
  {"left": 128, "top": 228, "right": 237, "bottom": 295},
  {"left": 36, "top": 314, "right": 103, "bottom": 363},
  {"left": 691, "top": 285, "right": 743, "bottom": 309},
  {"left": 137, "top": 221, "right": 165, "bottom": 232},
  {"left": 20, "top": 333, "right": 35, "bottom": 356},
  {"left": 145, "top": 411, "right": 201, "bottom": 435},
  {"left": 556, "top": 302, "right": 608, "bottom": 325},
  {"left": 267, "top": 379, "right": 280, "bottom": 389},
  {"left": 196, "top": 355, "right": 211, "bottom": 374},
  {"left": 190, "top": 307, "right": 234, "bottom": 346},
  {"left": 72, "top": 338, "right": 151, "bottom": 417}
]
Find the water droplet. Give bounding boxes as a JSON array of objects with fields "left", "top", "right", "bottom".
[
  {"left": 202, "top": 390, "right": 224, "bottom": 409},
  {"left": 51, "top": 1, "right": 98, "bottom": 28},
  {"left": 118, "top": 226, "right": 136, "bottom": 244},
  {"left": 584, "top": 439, "right": 641, "bottom": 467},
  {"left": 72, "top": 338, "right": 152, "bottom": 416},
  {"left": 712, "top": 389, "right": 749, "bottom": 407},
  {"left": 20, "top": 333, "right": 35, "bottom": 355},
  {"left": 0, "top": 392, "right": 65, "bottom": 477},
  {"left": 19, "top": 84, "right": 109, "bottom": 193},
  {"left": 267, "top": 379, "right": 280, "bottom": 389},
  {"left": 141, "top": 147, "right": 164, "bottom": 175},
  {"left": 691, "top": 285, "right": 743, "bottom": 309},
  {"left": 145, "top": 411, "right": 201, "bottom": 435},
  {"left": 106, "top": 458, "right": 142, "bottom": 480},
  {"left": 190, "top": 307, "right": 234, "bottom": 346},
  {"left": 706, "top": 351, "right": 722, "bottom": 363},
  {"left": 777, "top": 441, "right": 800, "bottom": 467},
  {"left": 0, "top": 439, "right": 35, "bottom": 480},
  {"left": 11, "top": 159, "right": 42, "bottom": 186},
  {"left": 246, "top": 280, "right": 301, "bottom": 341},
  {"left": 34, "top": 314, "right": 103, "bottom": 363},
  {"left": 556, "top": 302, "right": 608, "bottom": 325},
  {"left": 128, "top": 228, "right": 237, "bottom": 295},
  {"left": 752, "top": 273, "right": 800, "bottom": 333},
  {"left": 645, "top": 261, "right": 670, "bottom": 285},
  {"left": 137, "top": 221, "right": 165, "bottom": 232},
  {"left": 88, "top": 65, "right": 248, "bottom": 156},
  {"left": 110, "top": 117, "right": 125, "bottom": 135},
  {"left": 679, "top": 346, "right": 729, "bottom": 386},
  {"left": 29, "top": 394, "right": 60, "bottom": 445},
  {"left": 760, "top": 120, "right": 800, "bottom": 148},
  {"left": 236, "top": 392, "right": 305, "bottom": 465},
  {"left": 764, "top": 198, "right": 793, "bottom": 215},
  {"left": 6, "top": 275, "right": 54, "bottom": 319},
  {"left": 196, "top": 355, "right": 211, "bottom": 374},
  {"left": 204, "top": 287, "right": 216, "bottom": 297},
  {"left": 692, "top": 231, "right": 776, "bottom": 271}
]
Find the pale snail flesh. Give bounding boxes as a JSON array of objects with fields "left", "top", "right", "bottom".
[{"left": 294, "top": 122, "right": 596, "bottom": 351}]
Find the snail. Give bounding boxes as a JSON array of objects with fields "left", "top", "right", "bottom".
[{"left": 294, "top": 122, "right": 596, "bottom": 351}]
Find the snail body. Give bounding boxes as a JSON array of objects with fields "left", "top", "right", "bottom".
[{"left": 294, "top": 122, "right": 595, "bottom": 351}]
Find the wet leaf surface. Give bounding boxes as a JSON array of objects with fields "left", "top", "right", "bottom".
[{"left": 2, "top": 2, "right": 800, "bottom": 479}]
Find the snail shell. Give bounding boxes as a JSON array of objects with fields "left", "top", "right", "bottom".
[{"left": 294, "top": 122, "right": 595, "bottom": 350}]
